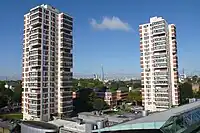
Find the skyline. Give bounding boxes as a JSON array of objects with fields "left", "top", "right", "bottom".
[{"left": 0, "top": 0, "right": 200, "bottom": 79}]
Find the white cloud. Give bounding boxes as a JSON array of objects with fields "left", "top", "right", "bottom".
[{"left": 90, "top": 16, "right": 133, "bottom": 32}]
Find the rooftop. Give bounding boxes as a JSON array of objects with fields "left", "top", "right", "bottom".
[
  {"left": 0, "top": 120, "right": 12, "bottom": 128},
  {"left": 49, "top": 119, "right": 86, "bottom": 132},
  {"left": 93, "top": 101, "right": 200, "bottom": 132},
  {"left": 21, "top": 121, "right": 58, "bottom": 130},
  {"left": 123, "top": 100, "right": 200, "bottom": 125}
]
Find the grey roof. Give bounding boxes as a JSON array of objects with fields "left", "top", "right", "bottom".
[
  {"left": 122, "top": 101, "right": 200, "bottom": 125},
  {"left": 22, "top": 121, "right": 58, "bottom": 130},
  {"left": 0, "top": 121, "right": 12, "bottom": 128},
  {"left": 78, "top": 112, "right": 133, "bottom": 123}
]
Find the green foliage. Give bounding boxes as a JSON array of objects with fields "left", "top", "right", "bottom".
[
  {"left": 72, "top": 79, "right": 104, "bottom": 91},
  {"left": 0, "top": 81, "right": 22, "bottom": 108},
  {"left": 73, "top": 89, "right": 109, "bottom": 115},
  {"left": 194, "top": 91, "right": 200, "bottom": 98},
  {"left": 93, "top": 98, "right": 107, "bottom": 111},
  {"left": 127, "top": 91, "right": 142, "bottom": 106},
  {"left": 73, "top": 89, "right": 97, "bottom": 114},
  {"left": 179, "top": 82, "right": 193, "bottom": 105},
  {"left": 132, "top": 82, "right": 142, "bottom": 89}
]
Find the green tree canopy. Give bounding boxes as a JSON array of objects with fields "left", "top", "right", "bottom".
[
  {"left": 179, "top": 82, "right": 193, "bottom": 105},
  {"left": 72, "top": 78, "right": 104, "bottom": 91},
  {"left": 93, "top": 98, "right": 107, "bottom": 111},
  {"left": 127, "top": 91, "right": 142, "bottom": 106},
  {"left": 73, "top": 89, "right": 97, "bottom": 114}
]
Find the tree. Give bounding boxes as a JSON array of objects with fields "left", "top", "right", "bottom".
[
  {"left": 93, "top": 98, "right": 107, "bottom": 112},
  {"left": 73, "top": 89, "right": 97, "bottom": 114},
  {"left": 72, "top": 78, "right": 104, "bottom": 91},
  {"left": 0, "top": 81, "right": 14, "bottom": 108},
  {"left": 194, "top": 91, "right": 200, "bottom": 98},
  {"left": 132, "top": 83, "right": 142, "bottom": 89},
  {"left": 127, "top": 91, "right": 142, "bottom": 106},
  {"left": 179, "top": 82, "right": 193, "bottom": 105}
]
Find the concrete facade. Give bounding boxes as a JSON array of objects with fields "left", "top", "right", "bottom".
[
  {"left": 139, "top": 17, "right": 179, "bottom": 112},
  {"left": 22, "top": 4, "right": 73, "bottom": 121}
]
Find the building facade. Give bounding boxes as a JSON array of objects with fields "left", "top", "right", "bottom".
[
  {"left": 22, "top": 4, "right": 73, "bottom": 121},
  {"left": 139, "top": 17, "right": 179, "bottom": 112},
  {"left": 116, "top": 90, "right": 128, "bottom": 101}
]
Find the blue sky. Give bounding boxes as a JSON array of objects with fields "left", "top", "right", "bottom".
[{"left": 0, "top": 0, "right": 200, "bottom": 79}]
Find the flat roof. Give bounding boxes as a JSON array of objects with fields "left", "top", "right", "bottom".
[
  {"left": 22, "top": 121, "right": 58, "bottom": 130},
  {"left": 0, "top": 121, "right": 12, "bottom": 128},
  {"left": 93, "top": 101, "right": 200, "bottom": 132},
  {"left": 49, "top": 118, "right": 85, "bottom": 127},
  {"left": 123, "top": 100, "right": 200, "bottom": 125}
]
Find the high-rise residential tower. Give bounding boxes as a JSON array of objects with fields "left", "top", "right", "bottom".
[
  {"left": 22, "top": 4, "right": 73, "bottom": 121},
  {"left": 139, "top": 17, "right": 179, "bottom": 112}
]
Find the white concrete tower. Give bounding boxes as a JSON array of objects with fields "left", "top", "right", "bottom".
[
  {"left": 22, "top": 4, "right": 73, "bottom": 121},
  {"left": 139, "top": 17, "right": 179, "bottom": 112}
]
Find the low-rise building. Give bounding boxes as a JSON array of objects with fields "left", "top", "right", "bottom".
[
  {"left": 116, "top": 90, "right": 128, "bottom": 101},
  {"left": 104, "top": 91, "right": 117, "bottom": 107},
  {"left": 192, "top": 83, "right": 200, "bottom": 92},
  {"left": 21, "top": 121, "right": 58, "bottom": 133},
  {"left": 49, "top": 119, "right": 86, "bottom": 133}
]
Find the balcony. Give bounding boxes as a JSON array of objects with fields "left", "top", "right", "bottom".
[
  {"left": 154, "top": 72, "right": 168, "bottom": 77},
  {"left": 31, "top": 23, "right": 42, "bottom": 29},
  {"left": 61, "top": 24, "right": 73, "bottom": 31},
  {"left": 30, "top": 7, "right": 42, "bottom": 15},
  {"left": 154, "top": 44, "right": 166, "bottom": 51},
  {"left": 155, "top": 88, "right": 168, "bottom": 93},
  {"left": 30, "top": 18, "right": 42, "bottom": 25},
  {"left": 154, "top": 63, "right": 168, "bottom": 68}
]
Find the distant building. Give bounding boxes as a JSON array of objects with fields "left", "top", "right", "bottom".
[
  {"left": 116, "top": 90, "right": 128, "bottom": 101},
  {"left": 192, "top": 83, "right": 200, "bottom": 92},
  {"left": 179, "top": 74, "right": 187, "bottom": 83},
  {"left": 104, "top": 91, "right": 117, "bottom": 107}
]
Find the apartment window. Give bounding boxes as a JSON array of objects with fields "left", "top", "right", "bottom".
[
  {"left": 43, "top": 83, "right": 48, "bottom": 87},
  {"left": 44, "top": 10, "right": 49, "bottom": 14},
  {"left": 44, "top": 25, "right": 49, "bottom": 29},
  {"left": 43, "top": 72, "right": 48, "bottom": 76},
  {"left": 51, "top": 12, "right": 55, "bottom": 17},
  {"left": 144, "top": 36, "right": 149, "bottom": 40},
  {"left": 146, "top": 85, "right": 151, "bottom": 88},
  {"left": 43, "top": 46, "right": 49, "bottom": 50},
  {"left": 43, "top": 67, "right": 48, "bottom": 71}
]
